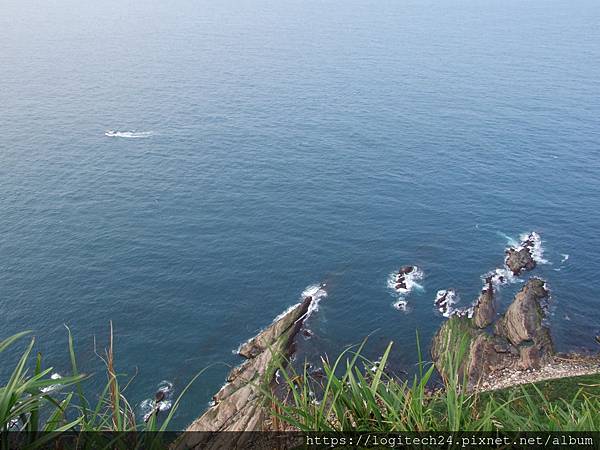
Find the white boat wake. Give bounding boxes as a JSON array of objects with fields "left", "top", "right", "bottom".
[{"left": 105, "top": 130, "right": 153, "bottom": 138}]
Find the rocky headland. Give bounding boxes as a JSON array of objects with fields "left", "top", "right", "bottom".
[
  {"left": 431, "top": 278, "right": 554, "bottom": 390},
  {"left": 431, "top": 231, "right": 599, "bottom": 391},
  {"left": 178, "top": 232, "right": 599, "bottom": 444},
  {"left": 177, "top": 294, "right": 316, "bottom": 449}
]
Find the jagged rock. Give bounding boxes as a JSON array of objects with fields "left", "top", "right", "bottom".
[
  {"left": 430, "top": 316, "right": 516, "bottom": 389},
  {"left": 518, "top": 344, "right": 543, "bottom": 370},
  {"left": 399, "top": 265, "right": 414, "bottom": 274},
  {"left": 238, "top": 296, "right": 312, "bottom": 359},
  {"left": 495, "top": 278, "right": 552, "bottom": 369},
  {"left": 466, "top": 334, "right": 518, "bottom": 385},
  {"left": 177, "top": 296, "right": 313, "bottom": 449},
  {"left": 495, "top": 278, "right": 548, "bottom": 346},
  {"left": 505, "top": 247, "right": 536, "bottom": 275},
  {"left": 431, "top": 278, "right": 554, "bottom": 389},
  {"left": 472, "top": 282, "right": 495, "bottom": 328}
]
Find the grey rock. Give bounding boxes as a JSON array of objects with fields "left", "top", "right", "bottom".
[
  {"left": 505, "top": 247, "right": 536, "bottom": 275},
  {"left": 177, "top": 296, "right": 314, "bottom": 449},
  {"left": 472, "top": 281, "right": 495, "bottom": 329},
  {"left": 431, "top": 278, "right": 554, "bottom": 390}
]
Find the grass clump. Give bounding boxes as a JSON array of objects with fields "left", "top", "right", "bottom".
[
  {"left": 268, "top": 336, "right": 600, "bottom": 432},
  {"left": 1, "top": 324, "right": 206, "bottom": 449}
]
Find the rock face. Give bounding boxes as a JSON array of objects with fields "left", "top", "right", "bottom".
[
  {"left": 494, "top": 278, "right": 552, "bottom": 369},
  {"left": 505, "top": 247, "right": 536, "bottom": 275},
  {"left": 505, "top": 233, "right": 541, "bottom": 275},
  {"left": 431, "top": 278, "right": 552, "bottom": 389},
  {"left": 177, "top": 296, "right": 314, "bottom": 450},
  {"left": 472, "top": 281, "right": 496, "bottom": 329}
]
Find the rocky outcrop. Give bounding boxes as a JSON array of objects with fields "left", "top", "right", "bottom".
[
  {"left": 472, "top": 280, "right": 496, "bottom": 328},
  {"left": 177, "top": 296, "right": 314, "bottom": 450},
  {"left": 494, "top": 278, "right": 553, "bottom": 369},
  {"left": 431, "top": 278, "right": 553, "bottom": 389},
  {"left": 505, "top": 248, "right": 536, "bottom": 275},
  {"left": 395, "top": 267, "right": 412, "bottom": 290},
  {"left": 392, "top": 265, "right": 420, "bottom": 293},
  {"left": 505, "top": 233, "right": 540, "bottom": 275}
]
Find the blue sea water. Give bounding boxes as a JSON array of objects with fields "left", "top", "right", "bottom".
[{"left": 1, "top": 0, "right": 599, "bottom": 428}]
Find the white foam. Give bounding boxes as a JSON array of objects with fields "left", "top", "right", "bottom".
[
  {"left": 387, "top": 266, "right": 424, "bottom": 295},
  {"left": 518, "top": 232, "right": 548, "bottom": 264},
  {"left": 105, "top": 130, "right": 153, "bottom": 138},
  {"left": 498, "top": 231, "right": 520, "bottom": 248},
  {"left": 369, "top": 357, "right": 384, "bottom": 373},
  {"left": 235, "top": 283, "right": 327, "bottom": 353},
  {"left": 41, "top": 373, "right": 62, "bottom": 393},
  {"left": 560, "top": 254, "right": 569, "bottom": 263},
  {"left": 387, "top": 266, "right": 423, "bottom": 313},
  {"left": 542, "top": 280, "right": 550, "bottom": 294},
  {"left": 273, "top": 302, "right": 302, "bottom": 323},
  {"left": 140, "top": 380, "right": 173, "bottom": 421},
  {"left": 453, "top": 306, "right": 474, "bottom": 319},
  {"left": 392, "top": 299, "right": 410, "bottom": 312},
  {"left": 435, "top": 289, "right": 459, "bottom": 318},
  {"left": 301, "top": 284, "right": 328, "bottom": 320},
  {"left": 483, "top": 267, "right": 520, "bottom": 290}
]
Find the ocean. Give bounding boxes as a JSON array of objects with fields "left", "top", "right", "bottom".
[{"left": 1, "top": 0, "right": 599, "bottom": 428}]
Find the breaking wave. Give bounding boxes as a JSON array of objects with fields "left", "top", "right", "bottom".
[
  {"left": 517, "top": 232, "right": 548, "bottom": 264},
  {"left": 434, "top": 289, "right": 459, "bottom": 318},
  {"left": 482, "top": 267, "right": 519, "bottom": 290},
  {"left": 139, "top": 380, "right": 173, "bottom": 422},
  {"left": 234, "top": 283, "right": 327, "bottom": 353},
  {"left": 555, "top": 253, "right": 570, "bottom": 272},
  {"left": 392, "top": 299, "right": 410, "bottom": 312},
  {"left": 301, "top": 283, "right": 328, "bottom": 320},
  {"left": 387, "top": 266, "right": 423, "bottom": 313},
  {"left": 484, "top": 231, "right": 546, "bottom": 290},
  {"left": 387, "top": 266, "right": 424, "bottom": 295},
  {"left": 434, "top": 289, "right": 475, "bottom": 319}
]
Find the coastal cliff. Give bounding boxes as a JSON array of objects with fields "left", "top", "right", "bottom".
[
  {"left": 176, "top": 295, "right": 315, "bottom": 449},
  {"left": 431, "top": 278, "right": 553, "bottom": 390}
]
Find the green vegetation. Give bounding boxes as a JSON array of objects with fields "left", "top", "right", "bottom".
[
  {"left": 3, "top": 326, "right": 600, "bottom": 449},
  {"left": 268, "top": 337, "right": 600, "bottom": 431},
  {"left": 0, "top": 325, "right": 206, "bottom": 449}
]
